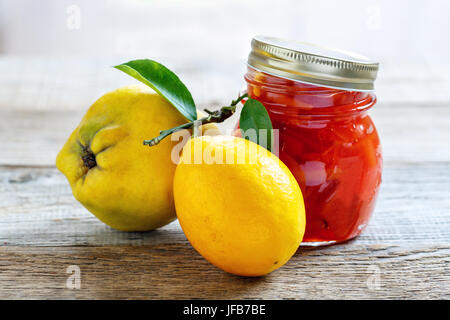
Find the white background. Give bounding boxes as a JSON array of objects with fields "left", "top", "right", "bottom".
[{"left": 0, "top": 0, "right": 449, "bottom": 105}]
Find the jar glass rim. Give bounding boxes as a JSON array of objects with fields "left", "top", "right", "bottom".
[
  {"left": 246, "top": 65, "right": 374, "bottom": 94},
  {"left": 245, "top": 66, "right": 377, "bottom": 116}
]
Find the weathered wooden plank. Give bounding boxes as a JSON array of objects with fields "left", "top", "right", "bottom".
[
  {"left": 0, "top": 244, "right": 448, "bottom": 299},
  {"left": 1, "top": 57, "right": 450, "bottom": 112},
  {"left": 0, "top": 110, "right": 83, "bottom": 167},
  {"left": 371, "top": 103, "right": 450, "bottom": 163},
  {"left": 0, "top": 162, "right": 449, "bottom": 247},
  {"left": 1, "top": 104, "right": 450, "bottom": 167},
  {"left": 0, "top": 56, "right": 244, "bottom": 112}
]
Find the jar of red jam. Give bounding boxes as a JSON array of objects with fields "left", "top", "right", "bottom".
[{"left": 242, "top": 36, "right": 382, "bottom": 246}]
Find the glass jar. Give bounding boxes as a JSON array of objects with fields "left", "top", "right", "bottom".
[{"left": 241, "top": 36, "right": 382, "bottom": 245}]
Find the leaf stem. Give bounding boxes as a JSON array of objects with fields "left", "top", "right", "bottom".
[{"left": 143, "top": 93, "right": 248, "bottom": 146}]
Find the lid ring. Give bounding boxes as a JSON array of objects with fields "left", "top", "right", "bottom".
[{"left": 248, "top": 36, "right": 379, "bottom": 92}]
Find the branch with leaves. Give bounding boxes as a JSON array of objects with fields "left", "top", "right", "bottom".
[
  {"left": 142, "top": 93, "right": 247, "bottom": 146},
  {"left": 115, "top": 59, "right": 274, "bottom": 152}
]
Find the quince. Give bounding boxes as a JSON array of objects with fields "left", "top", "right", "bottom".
[{"left": 56, "top": 85, "right": 217, "bottom": 231}]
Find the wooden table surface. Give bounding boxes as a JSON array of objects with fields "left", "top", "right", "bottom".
[{"left": 0, "top": 57, "right": 449, "bottom": 299}]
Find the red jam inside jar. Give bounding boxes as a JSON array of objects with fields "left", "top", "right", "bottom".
[{"left": 244, "top": 66, "right": 382, "bottom": 245}]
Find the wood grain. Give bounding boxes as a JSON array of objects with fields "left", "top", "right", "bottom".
[
  {"left": 0, "top": 162, "right": 449, "bottom": 247},
  {"left": 1, "top": 57, "right": 450, "bottom": 111},
  {"left": 0, "top": 244, "right": 448, "bottom": 299},
  {"left": 1, "top": 104, "right": 450, "bottom": 167}
]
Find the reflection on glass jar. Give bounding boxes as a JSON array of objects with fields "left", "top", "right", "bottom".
[
  {"left": 238, "top": 36, "right": 382, "bottom": 245},
  {"left": 243, "top": 66, "right": 382, "bottom": 245}
]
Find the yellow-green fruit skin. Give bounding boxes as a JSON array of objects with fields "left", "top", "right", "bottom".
[
  {"left": 173, "top": 136, "right": 306, "bottom": 276},
  {"left": 56, "top": 85, "right": 218, "bottom": 231}
]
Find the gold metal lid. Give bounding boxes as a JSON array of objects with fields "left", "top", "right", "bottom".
[{"left": 248, "top": 36, "right": 379, "bottom": 91}]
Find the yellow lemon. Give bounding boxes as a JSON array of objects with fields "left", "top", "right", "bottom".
[
  {"left": 56, "top": 85, "right": 218, "bottom": 231},
  {"left": 173, "top": 135, "right": 306, "bottom": 276}
]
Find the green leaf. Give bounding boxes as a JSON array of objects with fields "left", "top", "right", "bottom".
[
  {"left": 239, "top": 98, "right": 274, "bottom": 152},
  {"left": 114, "top": 59, "right": 197, "bottom": 121}
]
